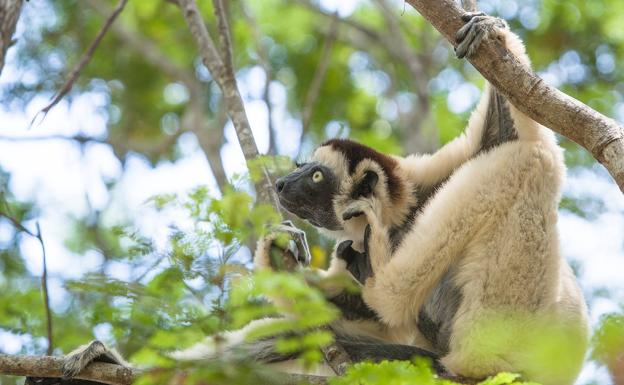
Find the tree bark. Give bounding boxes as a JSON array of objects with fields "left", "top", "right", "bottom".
[
  {"left": 0, "top": 354, "right": 330, "bottom": 385},
  {"left": 0, "top": 0, "right": 23, "bottom": 75},
  {"left": 177, "top": 0, "right": 279, "bottom": 208},
  {"left": 405, "top": 0, "right": 624, "bottom": 193},
  {"left": 0, "top": 354, "right": 135, "bottom": 385}
]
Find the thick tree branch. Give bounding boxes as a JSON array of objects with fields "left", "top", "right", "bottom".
[
  {"left": 0, "top": 0, "right": 23, "bottom": 75},
  {"left": 0, "top": 354, "right": 135, "bottom": 385},
  {"left": 0, "top": 354, "right": 329, "bottom": 385},
  {"left": 405, "top": 0, "right": 624, "bottom": 192}
]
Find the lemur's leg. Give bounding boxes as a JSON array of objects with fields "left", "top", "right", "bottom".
[{"left": 361, "top": 14, "right": 563, "bottom": 328}]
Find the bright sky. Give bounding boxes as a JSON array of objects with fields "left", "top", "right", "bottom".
[{"left": 1, "top": 1, "right": 623, "bottom": 384}]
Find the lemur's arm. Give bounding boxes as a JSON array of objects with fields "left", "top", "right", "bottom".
[{"left": 403, "top": 17, "right": 521, "bottom": 188}]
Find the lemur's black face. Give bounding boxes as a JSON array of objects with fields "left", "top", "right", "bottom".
[{"left": 275, "top": 162, "right": 342, "bottom": 230}]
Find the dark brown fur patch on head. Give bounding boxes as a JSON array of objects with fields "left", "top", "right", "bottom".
[{"left": 321, "top": 138, "right": 403, "bottom": 201}]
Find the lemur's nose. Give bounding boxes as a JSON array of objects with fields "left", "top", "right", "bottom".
[{"left": 276, "top": 178, "right": 285, "bottom": 193}]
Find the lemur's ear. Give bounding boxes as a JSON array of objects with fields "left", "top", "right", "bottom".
[{"left": 352, "top": 170, "right": 378, "bottom": 198}]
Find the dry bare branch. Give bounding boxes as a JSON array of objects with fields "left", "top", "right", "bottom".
[
  {"left": 0, "top": 134, "right": 106, "bottom": 144},
  {"left": 405, "top": 0, "right": 624, "bottom": 193},
  {"left": 34, "top": 223, "right": 54, "bottom": 355},
  {"left": 0, "top": 204, "right": 54, "bottom": 354},
  {"left": 0, "top": 0, "right": 23, "bottom": 75},
  {"left": 31, "top": 0, "right": 129, "bottom": 127},
  {"left": 177, "top": 0, "right": 279, "bottom": 207},
  {"left": 0, "top": 212, "right": 35, "bottom": 238}
]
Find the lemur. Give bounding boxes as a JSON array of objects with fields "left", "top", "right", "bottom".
[{"left": 28, "top": 12, "right": 589, "bottom": 385}]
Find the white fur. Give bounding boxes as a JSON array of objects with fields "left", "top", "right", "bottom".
[
  {"left": 358, "top": 29, "right": 588, "bottom": 385},
  {"left": 203, "top": 21, "right": 588, "bottom": 385}
]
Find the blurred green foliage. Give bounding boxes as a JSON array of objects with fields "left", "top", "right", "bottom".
[{"left": 1, "top": 0, "right": 624, "bottom": 384}]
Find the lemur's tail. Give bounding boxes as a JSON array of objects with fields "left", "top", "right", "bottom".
[{"left": 230, "top": 327, "right": 446, "bottom": 374}]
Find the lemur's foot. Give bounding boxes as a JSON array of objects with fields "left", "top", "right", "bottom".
[
  {"left": 455, "top": 12, "right": 508, "bottom": 59},
  {"left": 25, "top": 340, "right": 128, "bottom": 385},
  {"left": 62, "top": 340, "right": 126, "bottom": 379},
  {"left": 255, "top": 220, "right": 311, "bottom": 271}
]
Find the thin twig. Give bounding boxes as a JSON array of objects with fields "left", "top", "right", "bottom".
[
  {"left": 295, "top": 0, "right": 381, "bottom": 42},
  {"left": 0, "top": 202, "right": 54, "bottom": 354},
  {"left": 0, "top": 134, "right": 106, "bottom": 144},
  {"left": 35, "top": 222, "right": 54, "bottom": 355},
  {"left": 212, "top": 0, "right": 233, "bottom": 77},
  {"left": 0, "top": 197, "right": 54, "bottom": 354},
  {"left": 30, "top": 0, "right": 129, "bottom": 128},
  {"left": 302, "top": 13, "right": 339, "bottom": 134},
  {"left": 0, "top": 212, "right": 35, "bottom": 237}
]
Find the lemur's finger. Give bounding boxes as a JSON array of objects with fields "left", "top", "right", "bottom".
[
  {"left": 281, "top": 220, "right": 295, "bottom": 228},
  {"left": 456, "top": 15, "right": 480, "bottom": 43},
  {"left": 343, "top": 209, "right": 364, "bottom": 221},
  {"left": 363, "top": 225, "right": 372, "bottom": 256},
  {"left": 455, "top": 16, "right": 488, "bottom": 59},
  {"left": 461, "top": 11, "right": 486, "bottom": 22},
  {"left": 337, "top": 240, "right": 353, "bottom": 255}
]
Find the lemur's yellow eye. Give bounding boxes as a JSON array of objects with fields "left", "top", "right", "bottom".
[{"left": 312, "top": 170, "right": 324, "bottom": 183}]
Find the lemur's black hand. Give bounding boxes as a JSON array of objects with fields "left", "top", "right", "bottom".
[{"left": 337, "top": 232, "right": 373, "bottom": 285}]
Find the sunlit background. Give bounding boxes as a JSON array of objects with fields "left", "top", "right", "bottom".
[{"left": 1, "top": 0, "right": 623, "bottom": 384}]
